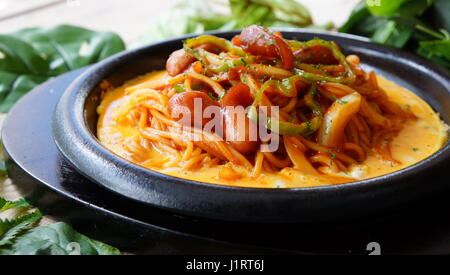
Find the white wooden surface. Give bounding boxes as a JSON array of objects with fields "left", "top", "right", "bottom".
[{"left": 0, "top": 0, "right": 360, "bottom": 42}]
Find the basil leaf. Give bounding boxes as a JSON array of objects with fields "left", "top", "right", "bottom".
[
  {"left": 418, "top": 39, "right": 450, "bottom": 65},
  {"left": 0, "top": 25, "right": 125, "bottom": 112},
  {"left": 229, "top": 0, "right": 274, "bottom": 28},
  {"left": 229, "top": 0, "right": 312, "bottom": 28},
  {"left": 0, "top": 222, "right": 121, "bottom": 255},
  {"left": 339, "top": 1, "right": 392, "bottom": 36},
  {"left": 371, "top": 20, "right": 415, "bottom": 48},
  {"left": 341, "top": 0, "right": 449, "bottom": 70},
  {"left": 13, "top": 25, "right": 126, "bottom": 72}
]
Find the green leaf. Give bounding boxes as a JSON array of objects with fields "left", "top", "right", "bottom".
[
  {"left": 13, "top": 26, "right": 126, "bottom": 72},
  {"left": 0, "top": 222, "right": 121, "bottom": 255},
  {"left": 339, "top": 1, "right": 371, "bottom": 33},
  {"left": 341, "top": 0, "right": 449, "bottom": 70},
  {"left": 0, "top": 25, "right": 125, "bottom": 112},
  {"left": 371, "top": 20, "right": 415, "bottom": 48},
  {"left": 229, "top": 0, "right": 274, "bottom": 28},
  {"left": 0, "top": 74, "right": 48, "bottom": 112},
  {"left": 0, "top": 198, "right": 30, "bottom": 212},
  {"left": 0, "top": 211, "right": 42, "bottom": 246},
  {"left": 229, "top": 0, "right": 313, "bottom": 28},
  {"left": 132, "top": 0, "right": 230, "bottom": 47},
  {"left": 418, "top": 39, "right": 450, "bottom": 61}
]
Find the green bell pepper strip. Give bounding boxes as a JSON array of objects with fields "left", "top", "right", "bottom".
[
  {"left": 267, "top": 116, "right": 323, "bottom": 137},
  {"left": 183, "top": 35, "right": 255, "bottom": 73},
  {"left": 252, "top": 75, "right": 312, "bottom": 102},
  {"left": 183, "top": 46, "right": 253, "bottom": 73},
  {"left": 183, "top": 35, "right": 248, "bottom": 57},
  {"left": 288, "top": 38, "right": 356, "bottom": 84},
  {"left": 247, "top": 79, "right": 323, "bottom": 137},
  {"left": 303, "top": 84, "right": 323, "bottom": 116}
]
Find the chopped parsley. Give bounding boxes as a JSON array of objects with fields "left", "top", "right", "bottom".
[
  {"left": 208, "top": 92, "right": 219, "bottom": 101},
  {"left": 241, "top": 58, "right": 248, "bottom": 67},
  {"left": 328, "top": 149, "right": 336, "bottom": 159},
  {"left": 412, "top": 148, "right": 419, "bottom": 152},
  {"left": 305, "top": 121, "right": 312, "bottom": 130},
  {"left": 337, "top": 99, "right": 348, "bottom": 105},
  {"left": 174, "top": 84, "right": 186, "bottom": 93}
]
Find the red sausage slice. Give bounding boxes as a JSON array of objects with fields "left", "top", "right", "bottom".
[
  {"left": 294, "top": 45, "right": 339, "bottom": 65},
  {"left": 166, "top": 49, "right": 196, "bottom": 77},
  {"left": 237, "top": 25, "right": 294, "bottom": 70},
  {"left": 221, "top": 83, "right": 254, "bottom": 108},
  {"left": 168, "top": 91, "right": 219, "bottom": 129}
]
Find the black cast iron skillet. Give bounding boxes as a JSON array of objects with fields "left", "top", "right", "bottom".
[{"left": 53, "top": 29, "right": 450, "bottom": 223}]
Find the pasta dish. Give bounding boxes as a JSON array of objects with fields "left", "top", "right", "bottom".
[{"left": 97, "top": 25, "right": 448, "bottom": 188}]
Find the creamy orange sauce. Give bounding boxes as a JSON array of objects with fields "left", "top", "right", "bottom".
[{"left": 97, "top": 71, "right": 448, "bottom": 188}]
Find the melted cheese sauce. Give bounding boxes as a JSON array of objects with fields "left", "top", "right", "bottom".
[{"left": 97, "top": 71, "right": 448, "bottom": 188}]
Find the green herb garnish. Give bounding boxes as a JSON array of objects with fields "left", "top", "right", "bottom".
[
  {"left": 328, "top": 149, "right": 337, "bottom": 159},
  {"left": 337, "top": 99, "right": 348, "bottom": 105},
  {"left": 174, "top": 84, "right": 186, "bottom": 93}
]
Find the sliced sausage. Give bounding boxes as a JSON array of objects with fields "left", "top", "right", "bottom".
[
  {"left": 166, "top": 49, "right": 196, "bottom": 76},
  {"left": 168, "top": 91, "right": 219, "bottom": 128},
  {"left": 221, "top": 83, "right": 254, "bottom": 108},
  {"left": 222, "top": 107, "right": 259, "bottom": 155},
  {"left": 237, "top": 25, "right": 294, "bottom": 70},
  {"left": 166, "top": 43, "right": 224, "bottom": 77},
  {"left": 294, "top": 45, "right": 339, "bottom": 65},
  {"left": 239, "top": 25, "right": 279, "bottom": 57}
]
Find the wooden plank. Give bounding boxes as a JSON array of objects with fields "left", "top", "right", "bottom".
[{"left": 0, "top": 0, "right": 64, "bottom": 21}]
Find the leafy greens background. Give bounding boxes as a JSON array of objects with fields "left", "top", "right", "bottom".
[
  {"left": 0, "top": 25, "right": 125, "bottom": 112},
  {"left": 340, "top": 0, "right": 450, "bottom": 69}
]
